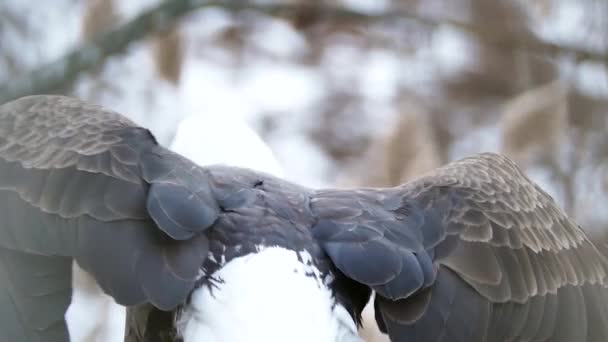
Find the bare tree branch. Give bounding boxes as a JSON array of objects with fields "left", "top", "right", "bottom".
[
  {"left": 1, "top": 0, "right": 606, "bottom": 104},
  {"left": 0, "top": 0, "right": 211, "bottom": 104}
]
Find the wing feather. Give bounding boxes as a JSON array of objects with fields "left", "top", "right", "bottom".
[
  {"left": 0, "top": 95, "right": 221, "bottom": 341},
  {"left": 312, "top": 153, "right": 608, "bottom": 341},
  {"left": 0, "top": 248, "right": 72, "bottom": 342}
]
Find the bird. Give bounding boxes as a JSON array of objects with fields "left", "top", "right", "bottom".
[
  {"left": 1, "top": 95, "right": 608, "bottom": 342},
  {"left": 63, "top": 109, "right": 287, "bottom": 342}
]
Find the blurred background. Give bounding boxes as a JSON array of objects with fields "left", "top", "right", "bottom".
[
  {"left": 2, "top": 0, "right": 608, "bottom": 241},
  {"left": 1, "top": 0, "right": 607, "bottom": 340}
]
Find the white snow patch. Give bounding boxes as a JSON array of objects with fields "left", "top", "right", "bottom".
[
  {"left": 531, "top": 1, "right": 587, "bottom": 46},
  {"left": 359, "top": 50, "right": 400, "bottom": 101},
  {"left": 249, "top": 18, "right": 308, "bottom": 59},
  {"left": 170, "top": 113, "right": 285, "bottom": 177},
  {"left": 449, "top": 124, "right": 501, "bottom": 161},
  {"left": 431, "top": 26, "right": 475, "bottom": 77},
  {"left": 115, "top": 0, "right": 162, "bottom": 21},
  {"left": 321, "top": 43, "right": 363, "bottom": 90},
  {"left": 338, "top": 0, "right": 390, "bottom": 14},
  {"left": 573, "top": 61, "right": 608, "bottom": 98},
  {"left": 239, "top": 62, "right": 325, "bottom": 116},
  {"left": 270, "top": 134, "right": 333, "bottom": 188},
  {"left": 0, "top": 0, "right": 82, "bottom": 78},
  {"left": 182, "top": 8, "right": 235, "bottom": 39},
  {"left": 66, "top": 264, "right": 126, "bottom": 342}
]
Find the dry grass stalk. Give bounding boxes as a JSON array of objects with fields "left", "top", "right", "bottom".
[
  {"left": 347, "top": 103, "right": 442, "bottom": 189},
  {"left": 81, "top": 0, "right": 118, "bottom": 41},
  {"left": 500, "top": 80, "right": 568, "bottom": 165},
  {"left": 383, "top": 108, "right": 442, "bottom": 184},
  {"left": 151, "top": 25, "right": 184, "bottom": 85}
]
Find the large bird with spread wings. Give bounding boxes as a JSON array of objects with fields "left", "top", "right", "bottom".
[{"left": 1, "top": 95, "right": 607, "bottom": 342}]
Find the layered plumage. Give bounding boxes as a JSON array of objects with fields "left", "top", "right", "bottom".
[
  {"left": 1, "top": 95, "right": 607, "bottom": 342},
  {"left": 66, "top": 109, "right": 287, "bottom": 342}
]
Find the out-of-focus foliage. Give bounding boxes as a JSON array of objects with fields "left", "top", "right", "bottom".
[
  {"left": 343, "top": 101, "right": 441, "bottom": 187},
  {"left": 500, "top": 81, "right": 568, "bottom": 165},
  {"left": 1, "top": 1, "right": 607, "bottom": 340}
]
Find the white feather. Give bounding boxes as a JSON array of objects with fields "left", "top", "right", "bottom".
[
  {"left": 177, "top": 247, "right": 361, "bottom": 342},
  {"left": 171, "top": 116, "right": 362, "bottom": 341}
]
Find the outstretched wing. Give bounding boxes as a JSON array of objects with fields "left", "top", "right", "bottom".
[
  {"left": 312, "top": 153, "right": 608, "bottom": 342},
  {"left": 0, "top": 95, "right": 219, "bottom": 341}
]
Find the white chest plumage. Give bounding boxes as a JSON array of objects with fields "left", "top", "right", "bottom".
[{"left": 176, "top": 247, "right": 362, "bottom": 342}]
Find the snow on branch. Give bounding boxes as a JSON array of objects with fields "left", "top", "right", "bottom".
[{"left": 1, "top": 0, "right": 606, "bottom": 104}]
